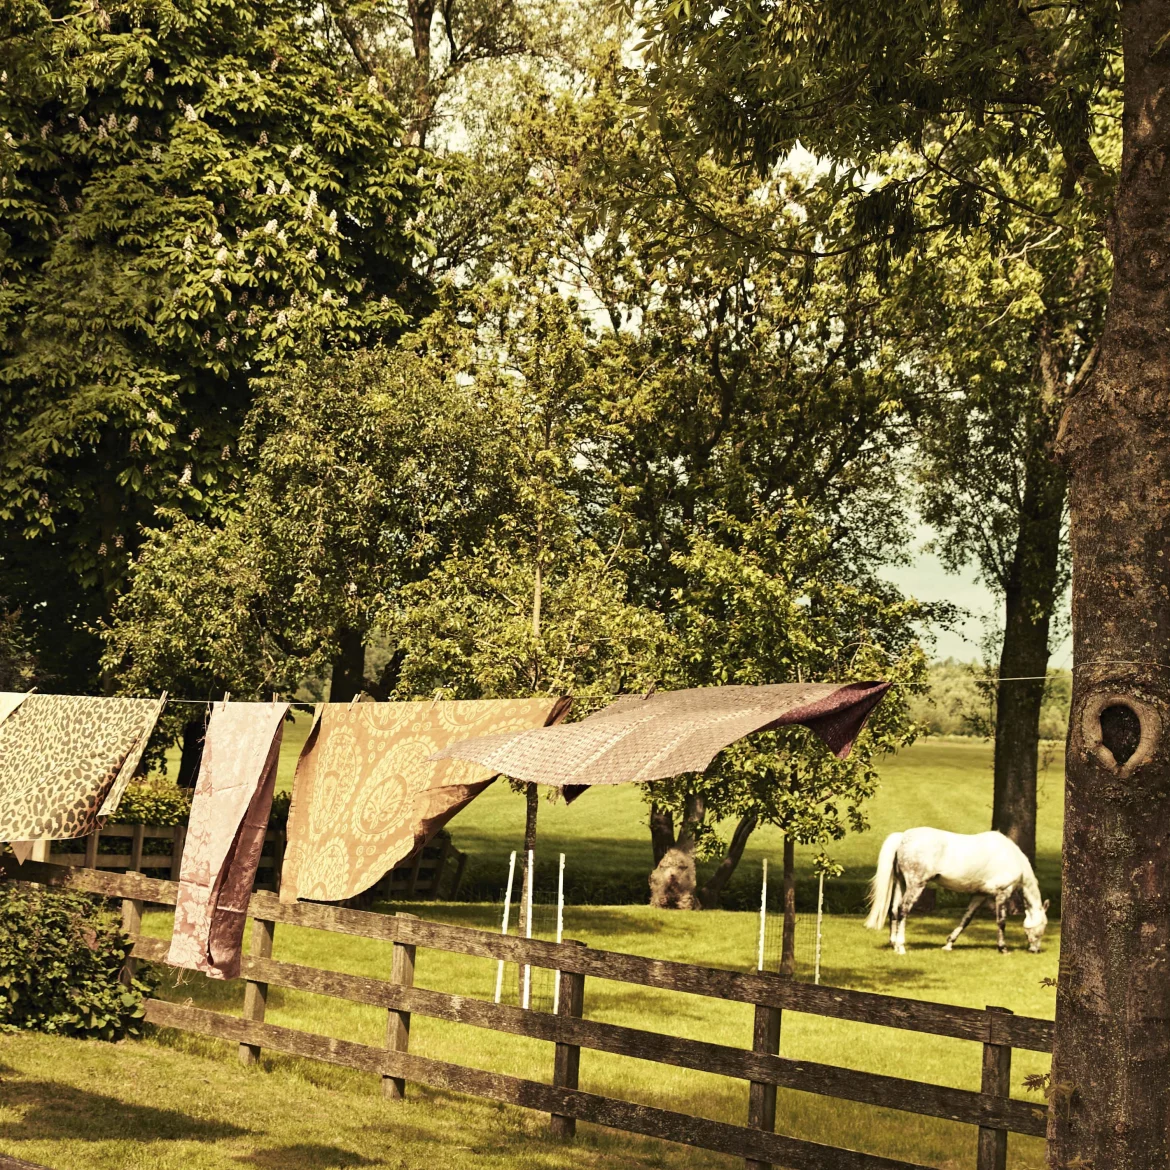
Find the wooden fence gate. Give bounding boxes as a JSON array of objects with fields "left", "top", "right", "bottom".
[{"left": 0, "top": 859, "right": 1052, "bottom": 1170}]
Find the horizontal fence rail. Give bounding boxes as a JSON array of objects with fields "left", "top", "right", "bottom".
[
  {"left": 0, "top": 858, "right": 1053, "bottom": 1170},
  {"left": 39, "top": 825, "right": 465, "bottom": 899}
]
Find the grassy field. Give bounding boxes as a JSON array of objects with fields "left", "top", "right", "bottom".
[
  {"left": 0, "top": 902, "right": 1057, "bottom": 1170},
  {"left": 200, "top": 719, "right": 1065, "bottom": 910},
  {"left": 0, "top": 730, "right": 1064, "bottom": 1169}
]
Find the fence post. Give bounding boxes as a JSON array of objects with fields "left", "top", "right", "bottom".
[
  {"left": 977, "top": 1006, "right": 1013, "bottom": 1170},
  {"left": 170, "top": 824, "right": 186, "bottom": 882},
  {"left": 745, "top": 1002, "right": 782, "bottom": 1170},
  {"left": 383, "top": 912, "right": 417, "bottom": 1100},
  {"left": 119, "top": 824, "right": 146, "bottom": 987},
  {"left": 129, "top": 823, "right": 145, "bottom": 873},
  {"left": 84, "top": 830, "right": 99, "bottom": 869},
  {"left": 550, "top": 939, "right": 586, "bottom": 1138},
  {"left": 119, "top": 895, "right": 143, "bottom": 987},
  {"left": 238, "top": 917, "right": 275, "bottom": 1066}
]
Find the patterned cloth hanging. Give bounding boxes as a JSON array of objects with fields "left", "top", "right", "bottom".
[
  {"left": 167, "top": 700, "right": 289, "bottom": 980},
  {"left": 280, "top": 696, "right": 570, "bottom": 904},
  {"left": 429, "top": 681, "right": 892, "bottom": 793},
  {"left": 0, "top": 693, "right": 166, "bottom": 858}
]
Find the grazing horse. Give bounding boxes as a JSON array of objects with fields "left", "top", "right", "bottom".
[{"left": 865, "top": 828, "right": 1049, "bottom": 954}]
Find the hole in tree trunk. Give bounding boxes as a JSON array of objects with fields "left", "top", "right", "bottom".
[{"left": 1101, "top": 703, "right": 1142, "bottom": 766}]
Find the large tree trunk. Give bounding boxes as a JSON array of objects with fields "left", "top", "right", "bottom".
[
  {"left": 992, "top": 450, "right": 1065, "bottom": 864},
  {"left": 1048, "top": 8, "right": 1170, "bottom": 1165},
  {"left": 328, "top": 627, "right": 365, "bottom": 703},
  {"left": 649, "top": 802, "right": 675, "bottom": 866}
]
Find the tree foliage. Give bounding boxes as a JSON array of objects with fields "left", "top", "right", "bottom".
[
  {"left": 102, "top": 339, "right": 505, "bottom": 699},
  {"left": 645, "top": 506, "right": 927, "bottom": 905},
  {"left": 0, "top": 0, "right": 437, "bottom": 681}
]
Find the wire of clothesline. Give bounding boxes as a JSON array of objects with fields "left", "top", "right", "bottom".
[
  {"left": 26, "top": 660, "right": 1170, "bottom": 710},
  {"left": 164, "top": 696, "right": 319, "bottom": 710}
]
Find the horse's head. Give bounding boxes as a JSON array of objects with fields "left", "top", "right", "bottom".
[{"left": 1023, "top": 898, "right": 1050, "bottom": 953}]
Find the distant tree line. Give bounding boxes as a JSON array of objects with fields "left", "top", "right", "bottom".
[{"left": 908, "top": 659, "right": 1071, "bottom": 743}]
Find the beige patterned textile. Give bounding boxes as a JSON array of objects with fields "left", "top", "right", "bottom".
[
  {"left": 0, "top": 693, "right": 165, "bottom": 846},
  {"left": 430, "top": 681, "right": 891, "bottom": 790},
  {"left": 281, "top": 696, "right": 569, "bottom": 904},
  {"left": 167, "top": 701, "right": 288, "bottom": 980}
]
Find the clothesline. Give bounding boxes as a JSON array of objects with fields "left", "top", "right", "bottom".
[{"left": 150, "top": 660, "right": 1168, "bottom": 707}]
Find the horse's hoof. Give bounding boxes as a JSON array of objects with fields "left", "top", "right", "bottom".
[
  {"left": 942, "top": 942, "right": 953, "bottom": 951},
  {"left": 998, "top": 947, "right": 1008, "bottom": 954}
]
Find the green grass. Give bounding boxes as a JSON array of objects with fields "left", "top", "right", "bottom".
[
  {"left": 0, "top": 902, "right": 1057, "bottom": 1170},
  {"left": 165, "top": 721, "right": 1065, "bottom": 910},
  {"left": 14, "top": 729, "right": 1059, "bottom": 1167}
]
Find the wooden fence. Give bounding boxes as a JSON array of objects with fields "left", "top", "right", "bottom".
[
  {"left": 0, "top": 858, "right": 1052, "bottom": 1170},
  {"left": 43, "top": 824, "right": 466, "bottom": 899}
]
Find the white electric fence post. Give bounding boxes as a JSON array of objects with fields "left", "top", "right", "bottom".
[
  {"left": 814, "top": 871, "right": 825, "bottom": 986},
  {"left": 522, "top": 848, "right": 535, "bottom": 1009},
  {"left": 494, "top": 850, "right": 517, "bottom": 1004},
  {"left": 757, "top": 858, "right": 768, "bottom": 972},
  {"left": 553, "top": 852, "right": 566, "bottom": 1013}
]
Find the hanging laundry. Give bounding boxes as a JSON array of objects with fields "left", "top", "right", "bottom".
[
  {"left": 0, "top": 694, "right": 166, "bottom": 858},
  {"left": 430, "top": 681, "right": 893, "bottom": 794},
  {"left": 280, "top": 696, "right": 569, "bottom": 904},
  {"left": 167, "top": 700, "right": 288, "bottom": 980}
]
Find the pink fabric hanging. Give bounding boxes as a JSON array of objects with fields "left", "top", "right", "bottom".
[{"left": 167, "top": 700, "right": 288, "bottom": 980}]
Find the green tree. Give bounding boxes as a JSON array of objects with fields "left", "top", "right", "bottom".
[
  {"left": 645, "top": 506, "right": 926, "bottom": 914},
  {"left": 0, "top": 0, "right": 435, "bottom": 686},
  {"left": 0, "top": 600, "right": 37, "bottom": 690},
  {"left": 436, "top": 35, "right": 929, "bottom": 894},
  {"left": 634, "top": 2, "right": 1170, "bottom": 1161},
  {"left": 102, "top": 337, "right": 507, "bottom": 774},
  {"left": 905, "top": 164, "right": 1108, "bottom": 863},
  {"left": 386, "top": 281, "right": 665, "bottom": 848}
]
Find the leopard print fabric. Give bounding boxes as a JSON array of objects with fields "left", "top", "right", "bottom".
[{"left": 0, "top": 693, "right": 165, "bottom": 842}]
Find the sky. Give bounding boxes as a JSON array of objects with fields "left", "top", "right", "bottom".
[{"left": 880, "top": 525, "right": 1073, "bottom": 668}]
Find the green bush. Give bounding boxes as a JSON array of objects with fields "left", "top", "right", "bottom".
[
  {"left": 269, "top": 790, "right": 292, "bottom": 828},
  {"left": 108, "top": 779, "right": 192, "bottom": 826},
  {"left": 109, "top": 780, "right": 290, "bottom": 829},
  {"left": 0, "top": 884, "right": 156, "bottom": 1040}
]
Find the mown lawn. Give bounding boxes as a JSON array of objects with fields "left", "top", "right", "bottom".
[{"left": 0, "top": 902, "right": 1057, "bottom": 1170}]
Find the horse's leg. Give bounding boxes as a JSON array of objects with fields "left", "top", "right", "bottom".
[
  {"left": 942, "top": 895, "right": 986, "bottom": 951},
  {"left": 889, "top": 879, "right": 904, "bottom": 949},
  {"left": 894, "top": 881, "right": 925, "bottom": 954},
  {"left": 995, "top": 892, "right": 1009, "bottom": 953}
]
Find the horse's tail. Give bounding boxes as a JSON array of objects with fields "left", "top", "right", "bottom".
[{"left": 865, "top": 832, "right": 904, "bottom": 930}]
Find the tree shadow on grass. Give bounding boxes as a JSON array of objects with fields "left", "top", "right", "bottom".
[
  {"left": 0, "top": 1074, "right": 250, "bottom": 1144},
  {"left": 234, "top": 1144, "right": 376, "bottom": 1169}
]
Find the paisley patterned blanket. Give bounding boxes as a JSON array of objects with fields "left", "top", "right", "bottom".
[
  {"left": 167, "top": 700, "right": 288, "bottom": 980},
  {"left": 0, "top": 692, "right": 165, "bottom": 848},
  {"left": 280, "top": 696, "right": 568, "bottom": 904}
]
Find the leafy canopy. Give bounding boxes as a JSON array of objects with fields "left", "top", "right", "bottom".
[{"left": 0, "top": 0, "right": 437, "bottom": 605}]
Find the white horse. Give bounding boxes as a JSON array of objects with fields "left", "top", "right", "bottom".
[{"left": 865, "top": 828, "right": 1049, "bottom": 955}]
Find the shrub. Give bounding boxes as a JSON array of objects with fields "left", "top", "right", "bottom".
[
  {"left": 108, "top": 778, "right": 192, "bottom": 826},
  {"left": 269, "top": 790, "right": 292, "bottom": 828},
  {"left": 0, "top": 884, "right": 155, "bottom": 1040}
]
